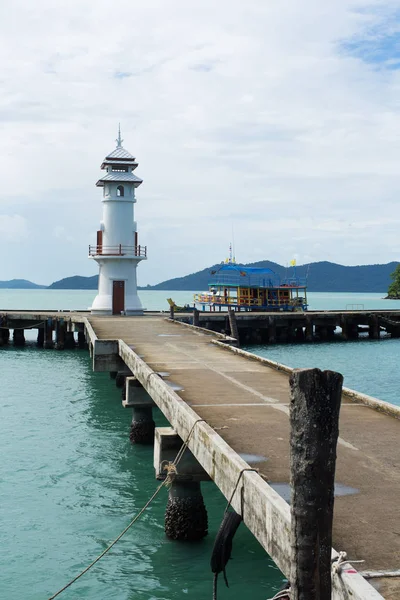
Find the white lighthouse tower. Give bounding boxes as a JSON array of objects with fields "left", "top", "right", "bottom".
[{"left": 89, "top": 127, "right": 146, "bottom": 315}]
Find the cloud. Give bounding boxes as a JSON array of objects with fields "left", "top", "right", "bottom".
[
  {"left": 114, "top": 71, "right": 133, "bottom": 79},
  {"left": 0, "top": 215, "right": 28, "bottom": 241},
  {"left": 1, "top": 0, "right": 400, "bottom": 283}
]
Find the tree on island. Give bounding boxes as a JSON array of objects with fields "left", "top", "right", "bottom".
[{"left": 387, "top": 264, "right": 400, "bottom": 298}]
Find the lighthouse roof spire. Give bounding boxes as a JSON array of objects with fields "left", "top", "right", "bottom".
[
  {"left": 116, "top": 123, "right": 123, "bottom": 148},
  {"left": 101, "top": 127, "right": 138, "bottom": 164}
]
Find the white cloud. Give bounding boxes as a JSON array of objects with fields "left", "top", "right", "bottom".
[
  {"left": 0, "top": 215, "right": 28, "bottom": 241},
  {"left": 1, "top": 0, "right": 400, "bottom": 283}
]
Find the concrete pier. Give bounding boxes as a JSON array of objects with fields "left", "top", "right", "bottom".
[
  {"left": 174, "top": 308, "right": 400, "bottom": 345},
  {"left": 88, "top": 313, "right": 399, "bottom": 599},
  {"left": 2, "top": 309, "right": 400, "bottom": 599}
]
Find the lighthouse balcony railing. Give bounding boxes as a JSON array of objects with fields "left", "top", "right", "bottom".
[{"left": 89, "top": 244, "right": 147, "bottom": 258}]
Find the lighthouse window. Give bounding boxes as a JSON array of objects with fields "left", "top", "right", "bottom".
[{"left": 117, "top": 185, "right": 124, "bottom": 197}]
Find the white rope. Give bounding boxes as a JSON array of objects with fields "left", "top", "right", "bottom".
[
  {"left": 0, "top": 321, "right": 46, "bottom": 330},
  {"left": 267, "top": 587, "right": 291, "bottom": 599},
  {"left": 47, "top": 419, "right": 204, "bottom": 599},
  {"left": 331, "top": 551, "right": 365, "bottom": 575}
]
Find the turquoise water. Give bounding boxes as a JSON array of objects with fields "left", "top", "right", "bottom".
[
  {"left": 1, "top": 289, "right": 399, "bottom": 313},
  {"left": 2, "top": 290, "right": 399, "bottom": 598},
  {"left": 1, "top": 345, "right": 283, "bottom": 600}
]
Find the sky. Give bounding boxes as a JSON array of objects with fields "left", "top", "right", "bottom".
[{"left": 1, "top": 0, "right": 400, "bottom": 286}]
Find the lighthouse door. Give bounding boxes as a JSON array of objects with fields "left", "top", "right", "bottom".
[{"left": 112, "top": 281, "right": 125, "bottom": 314}]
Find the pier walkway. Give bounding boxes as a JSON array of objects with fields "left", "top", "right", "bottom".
[{"left": 88, "top": 314, "right": 400, "bottom": 600}]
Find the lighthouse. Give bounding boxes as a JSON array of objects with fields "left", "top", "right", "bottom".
[{"left": 89, "top": 127, "right": 146, "bottom": 315}]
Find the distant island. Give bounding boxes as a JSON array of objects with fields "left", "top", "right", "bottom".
[
  {"left": 386, "top": 264, "right": 400, "bottom": 299},
  {"left": 0, "top": 279, "right": 47, "bottom": 290},
  {"left": 2, "top": 260, "right": 399, "bottom": 293}
]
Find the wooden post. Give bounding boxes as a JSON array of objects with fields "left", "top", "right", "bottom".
[
  {"left": 228, "top": 308, "right": 240, "bottom": 346},
  {"left": 193, "top": 308, "right": 199, "bottom": 327},
  {"left": 289, "top": 368, "right": 343, "bottom": 600}
]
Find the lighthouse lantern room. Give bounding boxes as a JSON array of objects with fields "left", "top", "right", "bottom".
[{"left": 89, "top": 127, "right": 146, "bottom": 315}]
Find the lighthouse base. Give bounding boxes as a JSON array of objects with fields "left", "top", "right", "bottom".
[
  {"left": 90, "top": 258, "right": 145, "bottom": 316},
  {"left": 90, "top": 294, "right": 144, "bottom": 316}
]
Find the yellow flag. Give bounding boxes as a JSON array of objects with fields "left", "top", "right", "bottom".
[{"left": 290, "top": 259, "right": 296, "bottom": 266}]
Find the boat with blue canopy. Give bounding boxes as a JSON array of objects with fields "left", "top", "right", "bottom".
[{"left": 194, "top": 262, "right": 307, "bottom": 312}]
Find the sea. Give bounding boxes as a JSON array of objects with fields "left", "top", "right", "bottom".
[{"left": 1, "top": 289, "right": 399, "bottom": 600}]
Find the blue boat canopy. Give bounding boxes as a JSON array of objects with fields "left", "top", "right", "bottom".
[
  {"left": 208, "top": 263, "right": 307, "bottom": 288},
  {"left": 209, "top": 264, "right": 281, "bottom": 288}
]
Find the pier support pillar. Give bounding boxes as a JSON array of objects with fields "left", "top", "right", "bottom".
[
  {"left": 115, "top": 371, "right": 128, "bottom": 388},
  {"left": 268, "top": 316, "right": 276, "bottom": 344},
  {"left": 228, "top": 308, "right": 240, "bottom": 346},
  {"left": 286, "top": 325, "right": 295, "bottom": 343},
  {"left": 77, "top": 331, "right": 87, "bottom": 349},
  {"left": 64, "top": 331, "right": 76, "bottom": 349},
  {"left": 192, "top": 308, "right": 199, "bottom": 327},
  {"left": 55, "top": 320, "right": 65, "bottom": 350},
  {"left": 13, "top": 328, "right": 25, "bottom": 346},
  {"left": 43, "top": 319, "right": 54, "bottom": 349},
  {"left": 165, "top": 481, "right": 208, "bottom": 541},
  {"left": 123, "top": 377, "right": 155, "bottom": 444},
  {"left": 341, "top": 316, "right": 358, "bottom": 340},
  {"left": 36, "top": 328, "right": 44, "bottom": 347},
  {"left": 110, "top": 371, "right": 118, "bottom": 380},
  {"left": 348, "top": 323, "right": 358, "bottom": 339},
  {"left": 305, "top": 317, "right": 313, "bottom": 342},
  {"left": 326, "top": 326, "right": 336, "bottom": 340},
  {"left": 369, "top": 315, "right": 380, "bottom": 339},
  {"left": 154, "top": 427, "right": 209, "bottom": 541},
  {"left": 1, "top": 327, "right": 10, "bottom": 345},
  {"left": 130, "top": 406, "right": 155, "bottom": 444},
  {"left": 315, "top": 325, "right": 328, "bottom": 341}
]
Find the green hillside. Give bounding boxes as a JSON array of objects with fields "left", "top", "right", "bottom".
[
  {"left": 47, "top": 275, "right": 99, "bottom": 290},
  {"left": 143, "top": 260, "right": 398, "bottom": 293},
  {"left": 17, "top": 260, "right": 399, "bottom": 292}
]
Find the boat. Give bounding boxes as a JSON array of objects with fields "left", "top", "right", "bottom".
[
  {"left": 194, "top": 262, "right": 307, "bottom": 312},
  {"left": 167, "top": 298, "right": 194, "bottom": 312}
]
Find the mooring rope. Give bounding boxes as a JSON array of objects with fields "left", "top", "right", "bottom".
[
  {"left": 0, "top": 321, "right": 46, "bottom": 330},
  {"left": 331, "top": 551, "right": 365, "bottom": 575},
  {"left": 267, "top": 588, "right": 291, "bottom": 599},
  {"left": 224, "top": 467, "right": 258, "bottom": 514},
  {"left": 47, "top": 418, "right": 205, "bottom": 599}
]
